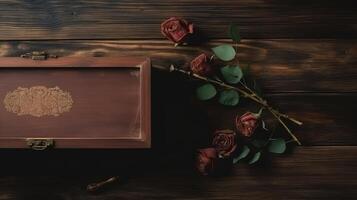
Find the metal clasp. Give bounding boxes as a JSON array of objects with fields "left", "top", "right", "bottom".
[
  {"left": 26, "top": 138, "right": 54, "bottom": 150},
  {"left": 21, "top": 51, "right": 58, "bottom": 60}
]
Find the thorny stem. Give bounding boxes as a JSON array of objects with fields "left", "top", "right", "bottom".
[
  {"left": 239, "top": 81, "right": 303, "bottom": 126},
  {"left": 168, "top": 64, "right": 302, "bottom": 145},
  {"left": 269, "top": 107, "right": 301, "bottom": 145}
]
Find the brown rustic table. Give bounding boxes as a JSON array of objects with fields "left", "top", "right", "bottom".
[{"left": 0, "top": 1, "right": 356, "bottom": 199}]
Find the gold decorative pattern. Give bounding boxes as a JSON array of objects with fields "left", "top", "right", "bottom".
[{"left": 3, "top": 86, "right": 73, "bottom": 117}]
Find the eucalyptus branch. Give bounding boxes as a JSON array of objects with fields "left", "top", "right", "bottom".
[{"left": 169, "top": 64, "right": 302, "bottom": 145}]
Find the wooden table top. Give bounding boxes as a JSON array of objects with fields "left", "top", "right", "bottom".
[{"left": 0, "top": 0, "right": 356, "bottom": 199}]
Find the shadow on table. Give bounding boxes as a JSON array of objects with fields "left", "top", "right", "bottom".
[{"left": 0, "top": 69, "right": 210, "bottom": 176}]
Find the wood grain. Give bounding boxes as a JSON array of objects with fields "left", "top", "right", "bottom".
[
  {"left": 0, "top": 0, "right": 356, "bottom": 40},
  {"left": 192, "top": 93, "right": 357, "bottom": 146},
  {"left": 0, "top": 147, "right": 356, "bottom": 200},
  {"left": 0, "top": 0, "right": 356, "bottom": 199},
  {"left": 1, "top": 39, "right": 356, "bottom": 92}
]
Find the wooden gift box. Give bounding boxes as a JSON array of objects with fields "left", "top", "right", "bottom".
[{"left": 0, "top": 57, "right": 151, "bottom": 150}]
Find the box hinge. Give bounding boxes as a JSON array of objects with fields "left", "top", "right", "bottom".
[
  {"left": 21, "top": 51, "right": 58, "bottom": 60},
  {"left": 26, "top": 138, "right": 54, "bottom": 150}
]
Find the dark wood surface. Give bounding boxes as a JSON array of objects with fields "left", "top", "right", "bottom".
[
  {"left": 1, "top": 147, "right": 357, "bottom": 200},
  {"left": 0, "top": 0, "right": 356, "bottom": 39},
  {"left": 0, "top": 0, "right": 356, "bottom": 199}
]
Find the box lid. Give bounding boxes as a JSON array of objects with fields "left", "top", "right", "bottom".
[{"left": 0, "top": 57, "right": 151, "bottom": 149}]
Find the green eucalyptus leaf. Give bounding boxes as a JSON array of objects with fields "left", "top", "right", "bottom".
[
  {"left": 268, "top": 138, "right": 286, "bottom": 154},
  {"left": 212, "top": 45, "right": 236, "bottom": 61},
  {"left": 248, "top": 152, "right": 261, "bottom": 165},
  {"left": 219, "top": 90, "right": 239, "bottom": 106},
  {"left": 229, "top": 24, "right": 241, "bottom": 43},
  {"left": 196, "top": 84, "right": 217, "bottom": 100},
  {"left": 220, "top": 65, "right": 243, "bottom": 84},
  {"left": 233, "top": 145, "right": 250, "bottom": 164}
]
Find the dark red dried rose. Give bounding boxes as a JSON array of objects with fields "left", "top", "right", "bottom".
[
  {"left": 190, "top": 53, "right": 213, "bottom": 76},
  {"left": 236, "top": 112, "right": 260, "bottom": 137},
  {"left": 161, "top": 17, "right": 193, "bottom": 44},
  {"left": 196, "top": 148, "right": 217, "bottom": 175},
  {"left": 212, "top": 130, "right": 237, "bottom": 157}
]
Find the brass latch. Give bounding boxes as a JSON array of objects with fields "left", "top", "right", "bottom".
[
  {"left": 21, "top": 51, "right": 58, "bottom": 60},
  {"left": 26, "top": 138, "right": 54, "bottom": 150}
]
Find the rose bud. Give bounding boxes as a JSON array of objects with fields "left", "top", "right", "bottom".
[
  {"left": 161, "top": 17, "right": 194, "bottom": 45},
  {"left": 190, "top": 53, "right": 213, "bottom": 76},
  {"left": 212, "top": 130, "right": 237, "bottom": 157},
  {"left": 196, "top": 148, "right": 217, "bottom": 175},
  {"left": 236, "top": 111, "right": 261, "bottom": 137}
]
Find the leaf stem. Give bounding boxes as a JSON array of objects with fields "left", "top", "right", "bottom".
[
  {"left": 234, "top": 42, "right": 238, "bottom": 53},
  {"left": 170, "top": 65, "right": 302, "bottom": 145}
]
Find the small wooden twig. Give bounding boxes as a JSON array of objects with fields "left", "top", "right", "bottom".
[{"left": 87, "top": 176, "right": 119, "bottom": 193}]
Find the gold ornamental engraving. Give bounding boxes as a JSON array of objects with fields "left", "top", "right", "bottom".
[{"left": 3, "top": 86, "right": 73, "bottom": 117}]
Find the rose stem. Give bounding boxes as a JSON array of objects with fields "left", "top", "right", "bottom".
[
  {"left": 269, "top": 107, "right": 301, "bottom": 145},
  {"left": 169, "top": 65, "right": 302, "bottom": 145},
  {"left": 238, "top": 81, "right": 303, "bottom": 126}
]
